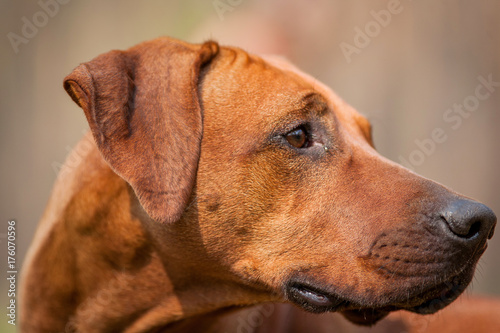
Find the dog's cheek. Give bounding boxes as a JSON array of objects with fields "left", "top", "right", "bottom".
[{"left": 195, "top": 151, "right": 294, "bottom": 258}]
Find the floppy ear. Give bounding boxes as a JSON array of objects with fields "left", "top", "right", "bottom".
[{"left": 63, "top": 38, "right": 219, "bottom": 223}]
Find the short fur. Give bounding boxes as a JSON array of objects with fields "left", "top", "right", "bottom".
[{"left": 20, "top": 37, "right": 498, "bottom": 333}]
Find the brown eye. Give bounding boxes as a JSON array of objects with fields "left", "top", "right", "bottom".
[{"left": 285, "top": 127, "right": 308, "bottom": 148}]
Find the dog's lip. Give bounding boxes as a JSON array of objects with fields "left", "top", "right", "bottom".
[
  {"left": 285, "top": 281, "right": 391, "bottom": 325},
  {"left": 404, "top": 275, "right": 468, "bottom": 315},
  {"left": 286, "top": 271, "right": 469, "bottom": 324},
  {"left": 286, "top": 282, "right": 350, "bottom": 313}
]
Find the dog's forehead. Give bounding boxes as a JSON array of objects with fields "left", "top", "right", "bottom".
[
  {"left": 204, "top": 47, "right": 371, "bottom": 137},
  {"left": 260, "top": 54, "right": 371, "bottom": 131},
  {"left": 199, "top": 46, "right": 373, "bottom": 151}
]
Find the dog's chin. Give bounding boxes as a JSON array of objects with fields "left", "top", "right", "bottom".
[
  {"left": 340, "top": 279, "right": 468, "bottom": 326},
  {"left": 285, "top": 270, "right": 472, "bottom": 326},
  {"left": 340, "top": 309, "right": 390, "bottom": 326}
]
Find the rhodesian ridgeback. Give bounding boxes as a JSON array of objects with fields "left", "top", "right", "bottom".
[{"left": 20, "top": 37, "right": 498, "bottom": 332}]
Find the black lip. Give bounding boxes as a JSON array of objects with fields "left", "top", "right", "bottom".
[
  {"left": 286, "top": 270, "right": 471, "bottom": 325},
  {"left": 286, "top": 280, "right": 391, "bottom": 326},
  {"left": 407, "top": 276, "right": 468, "bottom": 314},
  {"left": 286, "top": 282, "right": 349, "bottom": 313}
]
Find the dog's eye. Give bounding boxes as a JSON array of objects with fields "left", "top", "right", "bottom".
[{"left": 285, "top": 126, "right": 309, "bottom": 149}]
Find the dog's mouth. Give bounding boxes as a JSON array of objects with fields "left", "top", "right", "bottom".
[
  {"left": 285, "top": 272, "right": 470, "bottom": 326},
  {"left": 282, "top": 220, "right": 492, "bottom": 325},
  {"left": 342, "top": 276, "right": 469, "bottom": 325},
  {"left": 286, "top": 282, "right": 348, "bottom": 313},
  {"left": 285, "top": 282, "right": 391, "bottom": 324}
]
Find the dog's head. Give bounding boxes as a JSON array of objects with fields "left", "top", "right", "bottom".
[{"left": 64, "top": 37, "right": 496, "bottom": 325}]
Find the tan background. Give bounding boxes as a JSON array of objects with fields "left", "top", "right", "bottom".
[{"left": 1, "top": 0, "right": 500, "bottom": 331}]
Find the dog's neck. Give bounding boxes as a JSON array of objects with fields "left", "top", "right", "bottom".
[{"left": 72, "top": 180, "right": 274, "bottom": 331}]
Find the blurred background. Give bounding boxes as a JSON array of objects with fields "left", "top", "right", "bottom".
[{"left": 1, "top": 0, "right": 499, "bottom": 331}]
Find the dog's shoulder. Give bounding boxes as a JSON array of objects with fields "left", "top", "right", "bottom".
[
  {"left": 21, "top": 132, "right": 150, "bottom": 301},
  {"left": 21, "top": 132, "right": 156, "bottom": 330},
  {"left": 29, "top": 132, "right": 126, "bottom": 243}
]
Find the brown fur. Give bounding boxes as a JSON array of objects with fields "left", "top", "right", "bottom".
[{"left": 20, "top": 37, "right": 498, "bottom": 333}]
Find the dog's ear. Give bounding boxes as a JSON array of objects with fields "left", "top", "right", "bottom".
[{"left": 63, "top": 38, "right": 219, "bottom": 223}]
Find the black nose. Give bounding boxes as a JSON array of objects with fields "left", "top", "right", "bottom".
[{"left": 441, "top": 199, "right": 496, "bottom": 241}]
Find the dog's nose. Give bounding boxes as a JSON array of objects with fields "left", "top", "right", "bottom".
[{"left": 441, "top": 199, "right": 496, "bottom": 241}]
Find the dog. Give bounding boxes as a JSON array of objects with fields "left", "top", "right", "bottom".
[{"left": 20, "top": 37, "right": 498, "bottom": 332}]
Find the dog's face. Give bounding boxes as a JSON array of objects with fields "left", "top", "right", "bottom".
[
  {"left": 65, "top": 38, "right": 496, "bottom": 325},
  {"left": 194, "top": 48, "right": 496, "bottom": 324}
]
